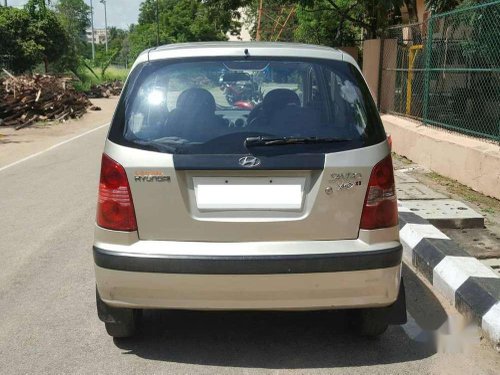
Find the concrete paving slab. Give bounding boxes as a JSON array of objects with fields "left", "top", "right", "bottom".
[
  {"left": 397, "top": 182, "right": 449, "bottom": 200},
  {"left": 442, "top": 228, "right": 500, "bottom": 259},
  {"left": 402, "top": 199, "right": 484, "bottom": 229},
  {"left": 395, "top": 170, "right": 419, "bottom": 184}
]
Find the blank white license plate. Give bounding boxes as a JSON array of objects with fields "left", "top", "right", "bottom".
[{"left": 193, "top": 177, "right": 305, "bottom": 210}]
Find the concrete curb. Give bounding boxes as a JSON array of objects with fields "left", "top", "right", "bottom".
[{"left": 398, "top": 202, "right": 500, "bottom": 349}]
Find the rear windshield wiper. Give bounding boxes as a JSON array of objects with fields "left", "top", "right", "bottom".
[
  {"left": 133, "top": 138, "right": 188, "bottom": 153},
  {"left": 244, "top": 136, "right": 352, "bottom": 147}
]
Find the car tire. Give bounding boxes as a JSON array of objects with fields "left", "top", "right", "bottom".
[
  {"left": 96, "top": 287, "right": 140, "bottom": 338},
  {"left": 353, "top": 308, "right": 389, "bottom": 338},
  {"left": 105, "top": 317, "right": 137, "bottom": 338}
]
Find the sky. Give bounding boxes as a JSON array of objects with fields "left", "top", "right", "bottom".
[{"left": 7, "top": 0, "right": 143, "bottom": 29}]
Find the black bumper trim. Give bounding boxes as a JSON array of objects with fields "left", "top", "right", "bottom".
[{"left": 93, "top": 244, "right": 402, "bottom": 275}]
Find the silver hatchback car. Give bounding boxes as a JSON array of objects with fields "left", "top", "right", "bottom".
[{"left": 94, "top": 42, "right": 406, "bottom": 338}]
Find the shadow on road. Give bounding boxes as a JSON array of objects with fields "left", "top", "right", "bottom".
[
  {"left": 114, "top": 264, "right": 447, "bottom": 369},
  {"left": 0, "top": 134, "right": 31, "bottom": 145}
]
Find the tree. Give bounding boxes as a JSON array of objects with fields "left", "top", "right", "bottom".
[
  {"left": 105, "top": 27, "right": 130, "bottom": 67},
  {"left": 51, "top": 0, "right": 90, "bottom": 72},
  {"left": 207, "top": 0, "right": 406, "bottom": 39},
  {"left": 0, "top": 7, "right": 42, "bottom": 73},
  {"left": 426, "top": 0, "right": 461, "bottom": 12},
  {"left": 26, "top": 0, "right": 69, "bottom": 72},
  {"left": 294, "top": 0, "right": 359, "bottom": 46},
  {"left": 25, "top": 0, "right": 50, "bottom": 14},
  {"left": 129, "top": 0, "right": 237, "bottom": 60},
  {"left": 0, "top": 2, "right": 68, "bottom": 73},
  {"left": 294, "top": 0, "right": 405, "bottom": 39},
  {"left": 240, "top": 0, "right": 298, "bottom": 41},
  {"left": 55, "top": 0, "right": 90, "bottom": 49},
  {"left": 129, "top": 23, "right": 160, "bottom": 58}
]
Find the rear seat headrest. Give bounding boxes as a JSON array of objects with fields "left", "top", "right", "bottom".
[
  {"left": 176, "top": 87, "right": 216, "bottom": 115},
  {"left": 263, "top": 89, "right": 300, "bottom": 112}
]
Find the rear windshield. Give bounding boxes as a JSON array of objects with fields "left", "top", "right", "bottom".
[{"left": 110, "top": 57, "right": 385, "bottom": 154}]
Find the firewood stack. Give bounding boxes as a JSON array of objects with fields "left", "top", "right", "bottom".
[
  {"left": 85, "top": 81, "right": 123, "bottom": 98},
  {"left": 0, "top": 74, "right": 92, "bottom": 130}
]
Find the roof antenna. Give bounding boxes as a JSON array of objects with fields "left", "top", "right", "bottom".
[{"left": 244, "top": 48, "right": 250, "bottom": 58}]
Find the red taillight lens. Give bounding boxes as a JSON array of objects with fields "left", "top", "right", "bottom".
[
  {"left": 360, "top": 155, "right": 398, "bottom": 230},
  {"left": 96, "top": 154, "right": 137, "bottom": 231}
]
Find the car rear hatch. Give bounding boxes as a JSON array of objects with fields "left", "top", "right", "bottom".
[
  {"left": 104, "top": 54, "right": 392, "bottom": 242},
  {"left": 104, "top": 140, "right": 391, "bottom": 242}
]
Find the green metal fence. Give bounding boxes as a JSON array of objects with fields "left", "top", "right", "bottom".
[{"left": 381, "top": 1, "right": 500, "bottom": 142}]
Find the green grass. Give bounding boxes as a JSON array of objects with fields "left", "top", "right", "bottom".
[
  {"left": 98, "top": 66, "right": 129, "bottom": 82},
  {"left": 426, "top": 171, "right": 500, "bottom": 212},
  {"left": 72, "top": 65, "right": 129, "bottom": 92}
]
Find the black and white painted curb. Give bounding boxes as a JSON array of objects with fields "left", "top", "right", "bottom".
[{"left": 398, "top": 202, "right": 500, "bottom": 348}]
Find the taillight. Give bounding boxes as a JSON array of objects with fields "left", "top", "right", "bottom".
[
  {"left": 96, "top": 154, "right": 137, "bottom": 231},
  {"left": 360, "top": 155, "right": 398, "bottom": 230}
]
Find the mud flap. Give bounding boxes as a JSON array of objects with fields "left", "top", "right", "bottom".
[{"left": 96, "top": 287, "right": 136, "bottom": 324}]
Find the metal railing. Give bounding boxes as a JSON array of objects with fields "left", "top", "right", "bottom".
[{"left": 380, "top": 1, "right": 500, "bottom": 142}]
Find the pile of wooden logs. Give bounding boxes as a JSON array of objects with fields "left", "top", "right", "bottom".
[
  {"left": 85, "top": 81, "right": 123, "bottom": 98},
  {"left": 0, "top": 73, "right": 92, "bottom": 130}
]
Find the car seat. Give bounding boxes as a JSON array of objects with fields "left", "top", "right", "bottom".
[
  {"left": 166, "top": 87, "right": 226, "bottom": 141},
  {"left": 248, "top": 89, "right": 300, "bottom": 129}
]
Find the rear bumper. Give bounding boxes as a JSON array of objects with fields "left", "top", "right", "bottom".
[
  {"left": 93, "top": 244, "right": 402, "bottom": 274},
  {"left": 94, "top": 244, "right": 402, "bottom": 310}
]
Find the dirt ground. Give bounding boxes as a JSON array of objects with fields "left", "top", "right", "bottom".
[{"left": 0, "top": 97, "right": 118, "bottom": 168}]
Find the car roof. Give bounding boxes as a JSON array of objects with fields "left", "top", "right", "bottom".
[{"left": 133, "top": 42, "right": 357, "bottom": 69}]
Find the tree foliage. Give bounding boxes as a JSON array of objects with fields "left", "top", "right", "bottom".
[
  {"left": 0, "top": 1, "right": 68, "bottom": 73},
  {"left": 107, "top": 27, "right": 130, "bottom": 67},
  {"left": 240, "top": 0, "right": 298, "bottom": 41},
  {"left": 207, "top": 0, "right": 408, "bottom": 39},
  {"left": 426, "top": 0, "right": 462, "bottom": 12},
  {"left": 26, "top": 1, "right": 69, "bottom": 70},
  {"left": 0, "top": 7, "right": 42, "bottom": 73},
  {"left": 129, "top": 0, "right": 237, "bottom": 60},
  {"left": 55, "top": 0, "right": 90, "bottom": 49},
  {"left": 294, "top": 0, "right": 359, "bottom": 46},
  {"left": 53, "top": 0, "right": 90, "bottom": 72}
]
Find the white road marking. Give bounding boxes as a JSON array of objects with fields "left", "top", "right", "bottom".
[
  {"left": 433, "top": 256, "right": 499, "bottom": 304},
  {"left": 0, "top": 122, "right": 109, "bottom": 173}
]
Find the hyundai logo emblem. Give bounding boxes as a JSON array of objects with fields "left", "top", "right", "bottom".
[{"left": 239, "top": 156, "right": 261, "bottom": 168}]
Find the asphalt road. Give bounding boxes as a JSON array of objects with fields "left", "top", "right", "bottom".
[{"left": 0, "top": 124, "right": 498, "bottom": 374}]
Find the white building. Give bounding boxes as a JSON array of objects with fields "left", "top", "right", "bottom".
[
  {"left": 86, "top": 28, "right": 108, "bottom": 44},
  {"left": 227, "top": 7, "right": 251, "bottom": 41}
]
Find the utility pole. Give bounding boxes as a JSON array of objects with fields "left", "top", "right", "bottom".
[
  {"left": 256, "top": 0, "right": 263, "bottom": 41},
  {"left": 156, "top": 0, "right": 160, "bottom": 46},
  {"left": 100, "top": 0, "right": 108, "bottom": 53},
  {"left": 3, "top": 1, "right": 7, "bottom": 7},
  {"left": 90, "top": 0, "right": 95, "bottom": 60}
]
